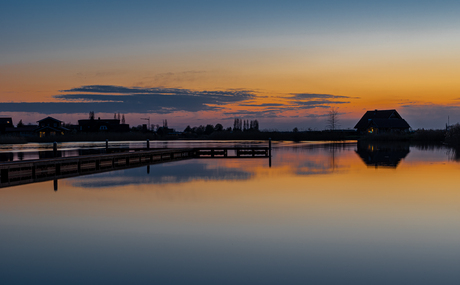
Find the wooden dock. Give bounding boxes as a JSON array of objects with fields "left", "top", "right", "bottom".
[
  {"left": 193, "top": 147, "right": 269, "bottom": 158},
  {"left": 0, "top": 146, "right": 270, "bottom": 189}
]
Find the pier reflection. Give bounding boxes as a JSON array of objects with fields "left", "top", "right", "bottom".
[
  {"left": 0, "top": 148, "right": 108, "bottom": 162},
  {"left": 356, "top": 142, "right": 410, "bottom": 168}
]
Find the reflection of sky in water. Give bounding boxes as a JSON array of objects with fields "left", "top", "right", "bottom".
[
  {"left": 71, "top": 160, "right": 253, "bottom": 188},
  {"left": 1, "top": 142, "right": 460, "bottom": 284},
  {"left": 70, "top": 142, "right": 355, "bottom": 189}
]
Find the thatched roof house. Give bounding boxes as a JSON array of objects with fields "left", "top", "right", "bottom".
[{"left": 354, "top": 109, "right": 410, "bottom": 134}]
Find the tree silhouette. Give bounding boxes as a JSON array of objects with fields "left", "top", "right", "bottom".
[
  {"left": 214, "top": 124, "right": 223, "bottom": 132},
  {"left": 326, "top": 107, "right": 340, "bottom": 130}
]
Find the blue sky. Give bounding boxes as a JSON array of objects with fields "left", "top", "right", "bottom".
[{"left": 1, "top": 1, "right": 460, "bottom": 130}]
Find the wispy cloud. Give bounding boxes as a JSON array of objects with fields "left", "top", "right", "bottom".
[
  {"left": 279, "top": 93, "right": 356, "bottom": 109},
  {"left": 238, "top": 103, "right": 285, "bottom": 107},
  {"left": 0, "top": 85, "right": 255, "bottom": 114},
  {"left": 0, "top": 85, "right": 356, "bottom": 119},
  {"left": 294, "top": 100, "right": 350, "bottom": 108},
  {"left": 291, "top": 93, "right": 356, "bottom": 100},
  {"left": 140, "top": 70, "right": 207, "bottom": 86}
]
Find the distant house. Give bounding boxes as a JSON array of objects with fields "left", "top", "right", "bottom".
[
  {"left": 78, "top": 117, "right": 130, "bottom": 133},
  {"left": 35, "top": 116, "right": 68, "bottom": 137},
  {"left": 0, "top": 118, "right": 14, "bottom": 134},
  {"left": 354, "top": 109, "right": 411, "bottom": 134},
  {"left": 5, "top": 125, "right": 38, "bottom": 137}
]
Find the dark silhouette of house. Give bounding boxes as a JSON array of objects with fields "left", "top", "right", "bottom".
[
  {"left": 0, "top": 117, "right": 14, "bottom": 134},
  {"left": 78, "top": 117, "right": 129, "bottom": 133},
  {"left": 35, "top": 117, "right": 68, "bottom": 137},
  {"left": 5, "top": 125, "right": 38, "bottom": 137},
  {"left": 354, "top": 109, "right": 410, "bottom": 134}
]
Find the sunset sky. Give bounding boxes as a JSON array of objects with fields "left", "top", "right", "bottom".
[{"left": 1, "top": 0, "right": 460, "bottom": 130}]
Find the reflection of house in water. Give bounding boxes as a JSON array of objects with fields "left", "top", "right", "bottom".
[{"left": 356, "top": 142, "right": 410, "bottom": 168}]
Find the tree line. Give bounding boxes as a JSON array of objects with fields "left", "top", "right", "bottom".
[{"left": 183, "top": 119, "right": 260, "bottom": 135}]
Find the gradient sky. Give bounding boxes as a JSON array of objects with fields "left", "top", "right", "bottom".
[{"left": 1, "top": 0, "right": 460, "bottom": 130}]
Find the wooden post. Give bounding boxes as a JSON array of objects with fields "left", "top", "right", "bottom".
[
  {"left": 1, "top": 168, "right": 8, "bottom": 183},
  {"left": 54, "top": 179, "right": 58, "bottom": 191},
  {"left": 269, "top": 138, "right": 272, "bottom": 168},
  {"left": 53, "top": 142, "right": 57, "bottom": 158},
  {"left": 269, "top": 138, "right": 272, "bottom": 157},
  {"left": 106, "top": 139, "right": 109, "bottom": 152},
  {"left": 146, "top": 139, "right": 150, "bottom": 149}
]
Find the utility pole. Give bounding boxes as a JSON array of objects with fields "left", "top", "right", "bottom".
[{"left": 141, "top": 117, "right": 150, "bottom": 131}]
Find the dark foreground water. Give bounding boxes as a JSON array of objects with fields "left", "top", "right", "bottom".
[{"left": 1, "top": 141, "right": 460, "bottom": 284}]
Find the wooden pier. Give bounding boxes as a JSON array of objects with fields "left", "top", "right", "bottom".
[
  {"left": 194, "top": 147, "right": 269, "bottom": 158},
  {"left": 0, "top": 146, "right": 270, "bottom": 189}
]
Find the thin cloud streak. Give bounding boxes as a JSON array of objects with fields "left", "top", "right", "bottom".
[{"left": 291, "top": 93, "right": 355, "bottom": 99}]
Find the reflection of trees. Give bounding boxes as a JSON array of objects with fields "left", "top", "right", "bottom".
[
  {"left": 412, "top": 143, "right": 445, "bottom": 151},
  {"left": 328, "top": 143, "right": 344, "bottom": 172},
  {"left": 448, "top": 146, "right": 460, "bottom": 162},
  {"left": 296, "top": 143, "right": 347, "bottom": 173},
  {"left": 413, "top": 143, "right": 460, "bottom": 162},
  {"left": 273, "top": 142, "right": 354, "bottom": 175},
  {"left": 355, "top": 141, "right": 410, "bottom": 168}
]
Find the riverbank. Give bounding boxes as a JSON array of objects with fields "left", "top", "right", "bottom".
[
  {"left": 0, "top": 130, "right": 359, "bottom": 144},
  {"left": 0, "top": 129, "right": 448, "bottom": 144}
]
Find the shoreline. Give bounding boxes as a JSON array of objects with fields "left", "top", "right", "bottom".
[{"left": 0, "top": 130, "right": 447, "bottom": 145}]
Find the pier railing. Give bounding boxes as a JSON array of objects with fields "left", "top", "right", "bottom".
[{"left": 193, "top": 147, "right": 269, "bottom": 158}]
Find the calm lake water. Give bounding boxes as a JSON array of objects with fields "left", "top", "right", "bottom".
[{"left": 1, "top": 141, "right": 460, "bottom": 284}]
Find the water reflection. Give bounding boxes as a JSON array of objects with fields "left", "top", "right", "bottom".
[
  {"left": 446, "top": 146, "right": 460, "bottom": 162},
  {"left": 71, "top": 161, "right": 253, "bottom": 188},
  {"left": 70, "top": 142, "right": 355, "bottom": 189},
  {"left": 356, "top": 142, "right": 410, "bottom": 168},
  {"left": 2, "top": 142, "right": 460, "bottom": 285}
]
